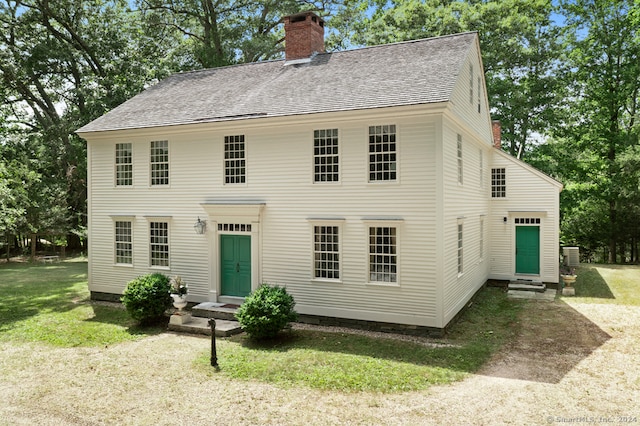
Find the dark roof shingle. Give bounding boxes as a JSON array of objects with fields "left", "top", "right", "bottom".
[{"left": 77, "top": 32, "right": 477, "bottom": 133}]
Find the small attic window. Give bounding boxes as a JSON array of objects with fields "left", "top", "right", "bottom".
[{"left": 291, "top": 15, "right": 306, "bottom": 23}]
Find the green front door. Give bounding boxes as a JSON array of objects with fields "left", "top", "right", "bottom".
[
  {"left": 220, "top": 235, "right": 252, "bottom": 297},
  {"left": 515, "top": 226, "right": 540, "bottom": 274}
]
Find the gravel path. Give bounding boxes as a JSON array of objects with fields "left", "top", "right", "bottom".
[{"left": 1, "top": 299, "right": 639, "bottom": 425}]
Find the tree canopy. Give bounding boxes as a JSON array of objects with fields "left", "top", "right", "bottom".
[{"left": 1, "top": 0, "right": 638, "bottom": 262}]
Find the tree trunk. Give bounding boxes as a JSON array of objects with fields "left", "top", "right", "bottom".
[{"left": 31, "top": 233, "right": 37, "bottom": 262}]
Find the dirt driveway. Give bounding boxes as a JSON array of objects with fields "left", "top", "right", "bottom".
[{"left": 1, "top": 298, "right": 639, "bottom": 425}]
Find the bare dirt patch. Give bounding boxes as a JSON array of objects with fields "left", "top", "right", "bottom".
[{"left": 1, "top": 299, "right": 639, "bottom": 425}]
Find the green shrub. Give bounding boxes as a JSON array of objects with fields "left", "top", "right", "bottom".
[
  {"left": 121, "top": 273, "right": 172, "bottom": 324},
  {"left": 235, "top": 284, "right": 298, "bottom": 340}
]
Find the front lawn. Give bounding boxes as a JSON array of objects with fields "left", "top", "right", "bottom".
[
  {"left": 1, "top": 259, "right": 522, "bottom": 392},
  {"left": 0, "top": 258, "right": 164, "bottom": 346}
]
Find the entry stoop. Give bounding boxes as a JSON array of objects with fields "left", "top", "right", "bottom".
[
  {"left": 507, "top": 280, "right": 557, "bottom": 301},
  {"left": 167, "top": 302, "right": 243, "bottom": 336}
]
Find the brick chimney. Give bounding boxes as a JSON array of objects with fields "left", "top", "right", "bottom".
[
  {"left": 492, "top": 120, "right": 502, "bottom": 149},
  {"left": 283, "top": 11, "right": 325, "bottom": 61}
]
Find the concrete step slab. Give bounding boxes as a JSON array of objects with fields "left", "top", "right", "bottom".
[
  {"left": 508, "top": 288, "right": 557, "bottom": 301},
  {"left": 167, "top": 316, "right": 243, "bottom": 337},
  {"left": 508, "top": 283, "right": 546, "bottom": 292},
  {"left": 192, "top": 302, "right": 238, "bottom": 321}
]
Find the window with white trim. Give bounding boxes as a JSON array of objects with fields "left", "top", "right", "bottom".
[
  {"left": 115, "top": 143, "right": 132, "bottom": 186},
  {"left": 469, "top": 64, "right": 474, "bottom": 104},
  {"left": 457, "top": 134, "right": 463, "bottom": 184},
  {"left": 479, "top": 217, "right": 484, "bottom": 260},
  {"left": 369, "top": 226, "right": 397, "bottom": 283},
  {"left": 477, "top": 76, "right": 481, "bottom": 113},
  {"left": 150, "top": 140, "right": 169, "bottom": 186},
  {"left": 224, "top": 135, "right": 246, "bottom": 184},
  {"left": 491, "top": 168, "right": 506, "bottom": 198},
  {"left": 115, "top": 221, "right": 132, "bottom": 264},
  {"left": 368, "top": 125, "right": 397, "bottom": 181},
  {"left": 313, "top": 129, "right": 339, "bottom": 182},
  {"left": 479, "top": 149, "right": 484, "bottom": 188},
  {"left": 149, "top": 221, "right": 169, "bottom": 267},
  {"left": 457, "top": 222, "right": 464, "bottom": 275},
  {"left": 313, "top": 225, "right": 340, "bottom": 280},
  {"left": 515, "top": 218, "right": 541, "bottom": 224}
]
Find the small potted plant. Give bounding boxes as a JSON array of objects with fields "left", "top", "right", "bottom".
[{"left": 169, "top": 276, "right": 188, "bottom": 312}]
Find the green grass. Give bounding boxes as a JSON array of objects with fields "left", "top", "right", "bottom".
[
  {"left": 565, "top": 264, "right": 640, "bottom": 306},
  {"left": 196, "top": 287, "right": 523, "bottom": 393},
  {"left": 1, "top": 259, "right": 525, "bottom": 393},
  {"left": 0, "top": 259, "right": 164, "bottom": 347}
]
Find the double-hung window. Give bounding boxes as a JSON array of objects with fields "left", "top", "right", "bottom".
[
  {"left": 457, "top": 134, "right": 463, "bottom": 184},
  {"left": 224, "top": 135, "right": 246, "bottom": 184},
  {"left": 313, "top": 225, "right": 340, "bottom": 280},
  {"left": 369, "top": 125, "right": 397, "bottom": 182},
  {"left": 491, "top": 168, "right": 506, "bottom": 198},
  {"left": 313, "top": 129, "right": 339, "bottom": 182},
  {"left": 115, "top": 143, "right": 132, "bottom": 186},
  {"left": 457, "top": 221, "right": 464, "bottom": 275},
  {"left": 114, "top": 220, "right": 132, "bottom": 265},
  {"left": 368, "top": 226, "right": 397, "bottom": 283},
  {"left": 149, "top": 221, "right": 169, "bottom": 267},
  {"left": 150, "top": 140, "right": 169, "bottom": 186}
]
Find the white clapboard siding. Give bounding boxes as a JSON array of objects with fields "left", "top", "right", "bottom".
[
  {"left": 488, "top": 150, "right": 562, "bottom": 283},
  {"left": 87, "top": 108, "right": 445, "bottom": 327}
]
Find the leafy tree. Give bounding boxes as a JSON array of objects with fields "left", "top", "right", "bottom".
[
  {"left": 345, "top": 0, "right": 563, "bottom": 159},
  {"left": 557, "top": 0, "right": 640, "bottom": 262}
]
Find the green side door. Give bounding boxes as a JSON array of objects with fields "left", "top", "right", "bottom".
[
  {"left": 515, "top": 226, "right": 540, "bottom": 275},
  {"left": 220, "top": 235, "right": 252, "bottom": 297}
]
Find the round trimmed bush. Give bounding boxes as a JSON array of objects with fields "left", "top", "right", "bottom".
[
  {"left": 235, "top": 284, "right": 298, "bottom": 340},
  {"left": 121, "top": 273, "right": 172, "bottom": 324}
]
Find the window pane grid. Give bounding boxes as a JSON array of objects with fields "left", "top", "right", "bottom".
[
  {"left": 457, "top": 134, "right": 463, "bottom": 184},
  {"left": 314, "top": 226, "right": 340, "bottom": 279},
  {"left": 491, "top": 168, "right": 506, "bottom": 198},
  {"left": 150, "top": 140, "right": 169, "bottom": 186},
  {"left": 314, "top": 129, "right": 339, "bottom": 182},
  {"left": 369, "top": 227, "right": 397, "bottom": 282},
  {"left": 115, "top": 221, "right": 132, "bottom": 264},
  {"left": 458, "top": 223, "right": 464, "bottom": 274},
  {"left": 225, "top": 135, "right": 246, "bottom": 184},
  {"left": 150, "top": 221, "right": 169, "bottom": 267},
  {"left": 115, "top": 143, "right": 132, "bottom": 186},
  {"left": 368, "top": 125, "right": 397, "bottom": 181}
]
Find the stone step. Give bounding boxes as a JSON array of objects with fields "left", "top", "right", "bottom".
[
  {"left": 508, "top": 282, "right": 546, "bottom": 292},
  {"left": 167, "top": 316, "right": 243, "bottom": 337},
  {"left": 192, "top": 302, "right": 239, "bottom": 321},
  {"left": 508, "top": 288, "right": 557, "bottom": 301}
]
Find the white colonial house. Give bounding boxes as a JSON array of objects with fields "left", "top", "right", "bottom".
[{"left": 77, "top": 12, "right": 562, "bottom": 333}]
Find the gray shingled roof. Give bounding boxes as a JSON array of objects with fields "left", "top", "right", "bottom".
[{"left": 77, "top": 32, "right": 477, "bottom": 134}]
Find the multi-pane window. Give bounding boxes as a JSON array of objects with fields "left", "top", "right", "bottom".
[
  {"left": 469, "top": 64, "right": 474, "bottom": 104},
  {"left": 313, "top": 129, "right": 339, "bottom": 182},
  {"left": 224, "top": 135, "right": 246, "bottom": 184},
  {"left": 313, "top": 225, "right": 340, "bottom": 280},
  {"left": 491, "top": 168, "right": 506, "bottom": 198},
  {"left": 150, "top": 221, "right": 169, "bottom": 267},
  {"left": 457, "top": 134, "right": 463, "bottom": 184},
  {"left": 479, "top": 218, "right": 484, "bottom": 260},
  {"left": 369, "top": 125, "right": 397, "bottom": 181},
  {"left": 115, "top": 221, "right": 132, "bottom": 264},
  {"left": 457, "top": 223, "right": 464, "bottom": 274},
  {"left": 479, "top": 149, "right": 484, "bottom": 187},
  {"left": 369, "top": 226, "right": 397, "bottom": 283},
  {"left": 515, "top": 218, "right": 541, "bottom": 224},
  {"left": 150, "top": 140, "right": 169, "bottom": 186},
  {"left": 477, "top": 76, "right": 482, "bottom": 113},
  {"left": 115, "top": 143, "right": 132, "bottom": 186}
]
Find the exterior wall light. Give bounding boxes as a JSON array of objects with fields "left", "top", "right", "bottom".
[
  {"left": 194, "top": 217, "right": 207, "bottom": 234},
  {"left": 503, "top": 217, "right": 508, "bottom": 223}
]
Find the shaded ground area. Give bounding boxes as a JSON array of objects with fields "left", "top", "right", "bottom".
[{"left": 1, "top": 298, "right": 639, "bottom": 425}]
